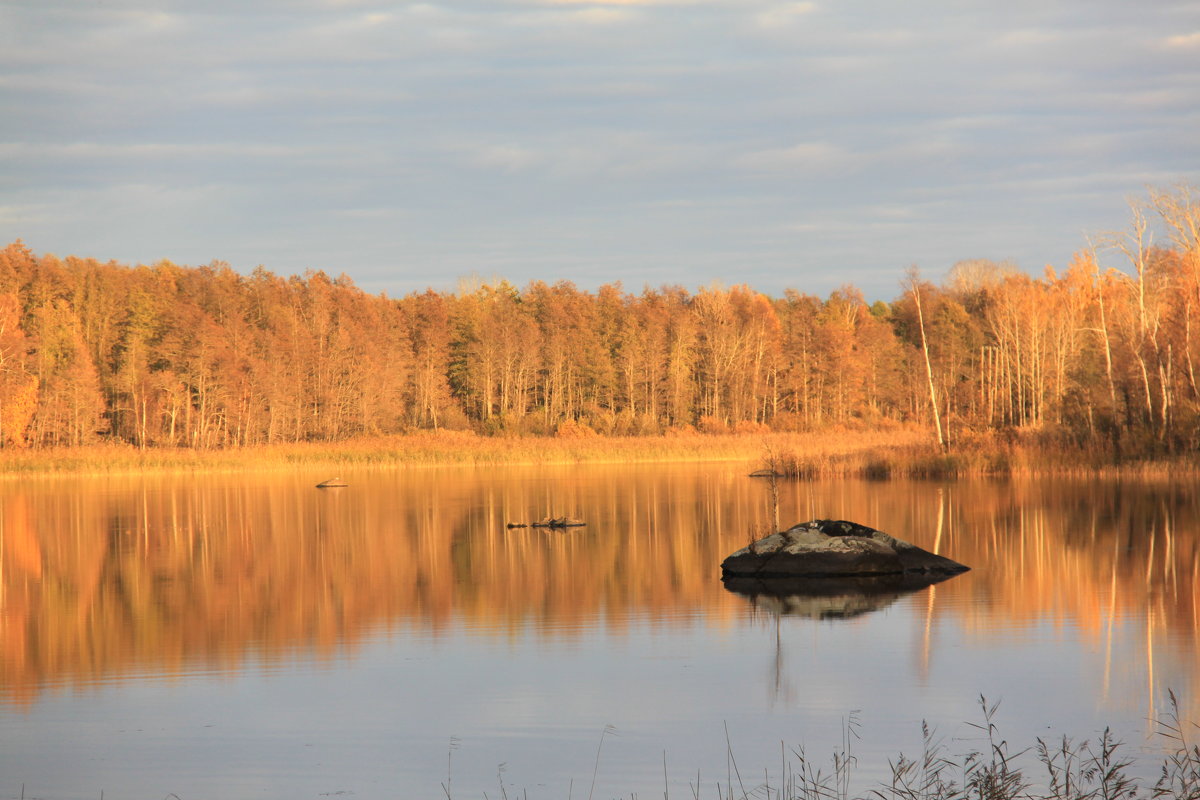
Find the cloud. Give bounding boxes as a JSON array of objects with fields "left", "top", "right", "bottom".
[
  {"left": 505, "top": 3, "right": 642, "bottom": 32},
  {"left": 332, "top": 206, "right": 411, "bottom": 220},
  {"left": 2, "top": 0, "right": 1196, "bottom": 303},
  {"left": 0, "top": 203, "right": 52, "bottom": 228},
  {"left": 734, "top": 142, "right": 854, "bottom": 173},
  {"left": 468, "top": 144, "right": 542, "bottom": 173},
  {"left": 992, "top": 28, "right": 1064, "bottom": 48},
  {"left": 536, "top": 0, "right": 723, "bottom": 5},
  {"left": 453, "top": 133, "right": 715, "bottom": 180},
  {"left": 1164, "top": 31, "right": 1200, "bottom": 49},
  {"left": 0, "top": 142, "right": 314, "bottom": 161},
  {"left": 753, "top": 2, "right": 818, "bottom": 30},
  {"left": 564, "top": 6, "right": 639, "bottom": 23}
]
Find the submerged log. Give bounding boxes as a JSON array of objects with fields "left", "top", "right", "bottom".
[
  {"left": 506, "top": 518, "right": 585, "bottom": 529},
  {"left": 721, "top": 519, "right": 968, "bottom": 579},
  {"left": 530, "top": 517, "right": 585, "bottom": 529},
  {"left": 315, "top": 477, "right": 348, "bottom": 488}
]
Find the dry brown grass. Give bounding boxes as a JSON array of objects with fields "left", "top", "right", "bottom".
[
  {"left": 0, "top": 428, "right": 929, "bottom": 477},
  {"left": 1, "top": 426, "right": 1195, "bottom": 478},
  {"left": 760, "top": 429, "right": 1200, "bottom": 480}
]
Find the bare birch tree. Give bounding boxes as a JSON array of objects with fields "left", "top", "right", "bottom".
[{"left": 904, "top": 266, "right": 946, "bottom": 451}]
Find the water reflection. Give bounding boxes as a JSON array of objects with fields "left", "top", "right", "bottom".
[
  {"left": 0, "top": 467, "right": 1197, "bottom": 718},
  {"left": 723, "top": 572, "right": 958, "bottom": 619}
]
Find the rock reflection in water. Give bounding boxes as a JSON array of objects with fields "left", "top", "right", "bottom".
[{"left": 722, "top": 571, "right": 961, "bottom": 619}]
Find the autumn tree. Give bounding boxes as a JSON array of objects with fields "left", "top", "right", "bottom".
[
  {"left": 403, "top": 290, "right": 455, "bottom": 430},
  {"left": 29, "top": 298, "right": 105, "bottom": 446},
  {"left": 3, "top": 184, "right": 1199, "bottom": 455},
  {"left": 451, "top": 281, "right": 539, "bottom": 430},
  {"left": 776, "top": 290, "right": 821, "bottom": 429},
  {"left": 0, "top": 293, "right": 37, "bottom": 446}
]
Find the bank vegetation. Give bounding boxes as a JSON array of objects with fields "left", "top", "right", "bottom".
[{"left": 1, "top": 185, "right": 1198, "bottom": 473}]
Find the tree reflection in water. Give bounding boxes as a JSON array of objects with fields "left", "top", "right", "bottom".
[{"left": 0, "top": 465, "right": 1196, "bottom": 721}]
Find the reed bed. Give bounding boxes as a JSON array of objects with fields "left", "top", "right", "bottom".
[
  {"left": 714, "top": 695, "right": 1199, "bottom": 800},
  {"left": 760, "top": 432, "right": 1200, "bottom": 481},
  {"left": 749, "top": 694, "right": 1198, "bottom": 800},
  {"left": 1, "top": 426, "right": 1196, "bottom": 479},
  {"left": 0, "top": 428, "right": 928, "bottom": 477}
]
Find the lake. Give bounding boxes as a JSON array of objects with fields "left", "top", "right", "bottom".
[{"left": 0, "top": 463, "right": 1196, "bottom": 799}]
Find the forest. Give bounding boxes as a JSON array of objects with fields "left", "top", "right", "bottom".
[{"left": 0, "top": 185, "right": 1197, "bottom": 457}]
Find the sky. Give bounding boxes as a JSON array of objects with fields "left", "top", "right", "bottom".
[{"left": 1, "top": 0, "right": 1198, "bottom": 301}]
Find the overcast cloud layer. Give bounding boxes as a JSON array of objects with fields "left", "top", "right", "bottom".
[{"left": 2, "top": 0, "right": 1198, "bottom": 299}]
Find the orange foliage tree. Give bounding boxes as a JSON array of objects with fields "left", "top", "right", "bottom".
[{"left": 1, "top": 185, "right": 1199, "bottom": 455}]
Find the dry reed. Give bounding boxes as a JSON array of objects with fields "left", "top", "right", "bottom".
[
  {"left": 0, "top": 429, "right": 927, "bottom": 477},
  {"left": 441, "top": 694, "right": 1200, "bottom": 800},
  {"left": 1, "top": 426, "right": 1196, "bottom": 479}
]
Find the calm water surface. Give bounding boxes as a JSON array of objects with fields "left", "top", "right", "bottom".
[{"left": 0, "top": 463, "right": 1196, "bottom": 799}]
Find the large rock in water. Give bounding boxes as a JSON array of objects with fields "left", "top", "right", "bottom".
[{"left": 721, "top": 519, "right": 969, "bottom": 579}]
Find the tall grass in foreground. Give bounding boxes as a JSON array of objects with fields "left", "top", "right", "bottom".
[
  {"left": 449, "top": 694, "right": 1200, "bottom": 800},
  {"left": 765, "top": 695, "right": 1197, "bottom": 800}
]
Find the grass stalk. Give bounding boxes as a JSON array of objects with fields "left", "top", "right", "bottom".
[
  {"left": 725, "top": 721, "right": 749, "bottom": 800},
  {"left": 589, "top": 724, "right": 617, "bottom": 800}
]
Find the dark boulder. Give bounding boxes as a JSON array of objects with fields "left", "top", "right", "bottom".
[{"left": 720, "top": 519, "right": 969, "bottom": 579}]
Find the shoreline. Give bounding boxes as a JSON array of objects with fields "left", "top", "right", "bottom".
[
  {"left": 0, "top": 428, "right": 1196, "bottom": 479},
  {"left": 0, "top": 430, "right": 864, "bottom": 478}
]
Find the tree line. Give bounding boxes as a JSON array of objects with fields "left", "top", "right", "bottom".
[{"left": 0, "top": 186, "right": 1197, "bottom": 454}]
